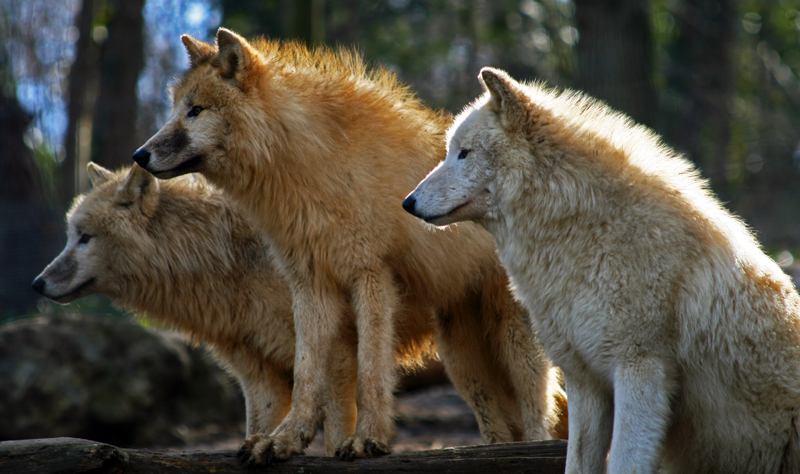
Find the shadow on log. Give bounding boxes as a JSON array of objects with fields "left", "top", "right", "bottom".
[{"left": 0, "top": 437, "right": 567, "bottom": 474}]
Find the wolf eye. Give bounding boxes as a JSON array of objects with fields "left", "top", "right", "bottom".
[
  {"left": 457, "top": 149, "right": 470, "bottom": 160},
  {"left": 187, "top": 105, "right": 203, "bottom": 118},
  {"left": 78, "top": 233, "right": 92, "bottom": 244}
]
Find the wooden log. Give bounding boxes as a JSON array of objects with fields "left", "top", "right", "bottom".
[
  {"left": 0, "top": 437, "right": 129, "bottom": 473},
  {"left": 0, "top": 437, "right": 567, "bottom": 474}
]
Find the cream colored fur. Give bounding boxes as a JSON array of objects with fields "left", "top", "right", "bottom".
[
  {"left": 34, "top": 165, "right": 310, "bottom": 444},
  {"left": 134, "top": 29, "right": 567, "bottom": 464},
  {"left": 405, "top": 67, "right": 800, "bottom": 474},
  {"left": 36, "top": 164, "right": 545, "bottom": 456}
]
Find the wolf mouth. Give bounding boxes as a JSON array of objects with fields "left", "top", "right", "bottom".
[
  {"left": 423, "top": 201, "right": 470, "bottom": 225},
  {"left": 154, "top": 155, "right": 204, "bottom": 178},
  {"left": 52, "top": 278, "right": 96, "bottom": 303}
]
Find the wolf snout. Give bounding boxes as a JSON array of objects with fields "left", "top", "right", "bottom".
[
  {"left": 132, "top": 148, "right": 151, "bottom": 168},
  {"left": 31, "top": 277, "right": 46, "bottom": 295},
  {"left": 402, "top": 195, "right": 417, "bottom": 216}
]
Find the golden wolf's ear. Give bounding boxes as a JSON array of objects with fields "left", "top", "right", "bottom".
[
  {"left": 116, "top": 164, "right": 160, "bottom": 217},
  {"left": 479, "top": 68, "right": 527, "bottom": 129},
  {"left": 182, "top": 34, "right": 215, "bottom": 68},
  {"left": 215, "top": 28, "right": 251, "bottom": 82},
  {"left": 86, "top": 162, "right": 113, "bottom": 187}
]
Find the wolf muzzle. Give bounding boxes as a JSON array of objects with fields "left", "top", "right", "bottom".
[{"left": 133, "top": 148, "right": 151, "bottom": 168}]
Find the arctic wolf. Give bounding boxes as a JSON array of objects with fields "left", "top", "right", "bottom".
[
  {"left": 404, "top": 67, "right": 800, "bottom": 474},
  {"left": 132, "top": 29, "right": 566, "bottom": 464}
]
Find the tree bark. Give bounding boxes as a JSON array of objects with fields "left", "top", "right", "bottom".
[
  {"left": 288, "top": 0, "right": 326, "bottom": 45},
  {"left": 63, "top": 0, "right": 97, "bottom": 203},
  {"left": 574, "top": 0, "right": 659, "bottom": 130},
  {"left": 0, "top": 87, "right": 60, "bottom": 316},
  {"left": 662, "top": 0, "right": 736, "bottom": 199},
  {"left": 0, "top": 91, "right": 38, "bottom": 201},
  {"left": 90, "top": 0, "right": 146, "bottom": 177},
  {"left": 0, "top": 437, "right": 567, "bottom": 474}
]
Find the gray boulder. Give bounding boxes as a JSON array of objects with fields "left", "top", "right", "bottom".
[{"left": 0, "top": 313, "right": 244, "bottom": 447}]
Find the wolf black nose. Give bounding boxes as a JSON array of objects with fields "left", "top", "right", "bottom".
[
  {"left": 31, "top": 277, "right": 45, "bottom": 295},
  {"left": 402, "top": 195, "right": 417, "bottom": 215},
  {"left": 132, "top": 148, "right": 151, "bottom": 168}
]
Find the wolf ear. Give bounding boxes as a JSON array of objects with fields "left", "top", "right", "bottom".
[
  {"left": 86, "top": 162, "right": 113, "bottom": 187},
  {"left": 479, "top": 68, "right": 527, "bottom": 129},
  {"left": 117, "top": 164, "right": 160, "bottom": 217},
  {"left": 215, "top": 28, "right": 251, "bottom": 82},
  {"left": 182, "top": 34, "right": 215, "bottom": 68}
]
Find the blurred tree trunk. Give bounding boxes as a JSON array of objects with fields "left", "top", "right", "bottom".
[
  {"left": 0, "top": 94, "right": 40, "bottom": 202},
  {"left": 663, "top": 0, "right": 736, "bottom": 199},
  {"left": 288, "top": 0, "right": 325, "bottom": 44},
  {"left": 90, "top": 0, "right": 146, "bottom": 176},
  {"left": 0, "top": 90, "right": 60, "bottom": 316},
  {"left": 63, "top": 0, "right": 98, "bottom": 203},
  {"left": 574, "top": 0, "right": 658, "bottom": 130}
]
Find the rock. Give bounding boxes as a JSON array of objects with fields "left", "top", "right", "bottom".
[{"left": 0, "top": 313, "right": 244, "bottom": 447}]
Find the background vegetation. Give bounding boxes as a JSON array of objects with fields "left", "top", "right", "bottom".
[{"left": 3, "top": 0, "right": 800, "bottom": 318}]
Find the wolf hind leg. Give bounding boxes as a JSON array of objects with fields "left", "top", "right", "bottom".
[
  {"left": 494, "top": 303, "right": 566, "bottom": 440},
  {"left": 336, "top": 265, "right": 399, "bottom": 461},
  {"left": 434, "top": 303, "right": 519, "bottom": 444},
  {"left": 322, "top": 330, "right": 358, "bottom": 456}
]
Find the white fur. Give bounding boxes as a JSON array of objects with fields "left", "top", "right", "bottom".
[{"left": 406, "top": 67, "right": 800, "bottom": 474}]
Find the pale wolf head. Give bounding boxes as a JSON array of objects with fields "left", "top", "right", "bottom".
[
  {"left": 403, "top": 68, "right": 531, "bottom": 226},
  {"left": 32, "top": 164, "right": 162, "bottom": 303},
  {"left": 132, "top": 28, "right": 275, "bottom": 182}
]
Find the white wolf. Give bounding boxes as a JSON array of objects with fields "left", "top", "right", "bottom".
[{"left": 404, "top": 67, "right": 800, "bottom": 474}]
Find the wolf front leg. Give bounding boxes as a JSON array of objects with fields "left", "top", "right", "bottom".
[
  {"left": 237, "top": 362, "right": 293, "bottom": 437},
  {"left": 606, "top": 358, "right": 673, "bottom": 474},
  {"left": 335, "top": 266, "right": 400, "bottom": 460},
  {"left": 238, "top": 283, "right": 347, "bottom": 466},
  {"left": 211, "top": 346, "right": 293, "bottom": 436},
  {"left": 564, "top": 372, "right": 614, "bottom": 474}
]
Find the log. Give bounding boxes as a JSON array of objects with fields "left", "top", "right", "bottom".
[{"left": 0, "top": 437, "right": 567, "bottom": 474}]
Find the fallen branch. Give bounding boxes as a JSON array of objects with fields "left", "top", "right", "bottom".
[{"left": 0, "top": 437, "right": 567, "bottom": 474}]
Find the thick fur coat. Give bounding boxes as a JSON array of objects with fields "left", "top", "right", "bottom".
[
  {"left": 405, "top": 67, "right": 800, "bottom": 474},
  {"left": 33, "top": 164, "right": 308, "bottom": 446},
  {"left": 33, "top": 164, "right": 555, "bottom": 456},
  {"left": 133, "top": 30, "right": 566, "bottom": 464}
]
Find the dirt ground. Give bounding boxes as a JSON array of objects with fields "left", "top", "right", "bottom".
[{"left": 178, "top": 383, "right": 484, "bottom": 456}]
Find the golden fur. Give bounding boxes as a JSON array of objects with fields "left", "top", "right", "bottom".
[
  {"left": 406, "top": 67, "right": 800, "bottom": 474},
  {"left": 35, "top": 163, "right": 458, "bottom": 455},
  {"left": 134, "top": 29, "right": 567, "bottom": 464}
]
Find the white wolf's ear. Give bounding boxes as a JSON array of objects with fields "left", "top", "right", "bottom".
[
  {"left": 182, "top": 34, "right": 215, "bottom": 68},
  {"left": 215, "top": 28, "right": 251, "bottom": 83},
  {"left": 479, "top": 68, "right": 527, "bottom": 130},
  {"left": 117, "top": 164, "right": 160, "bottom": 217},
  {"left": 86, "top": 162, "right": 113, "bottom": 187}
]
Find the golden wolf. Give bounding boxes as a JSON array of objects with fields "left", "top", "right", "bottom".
[
  {"left": 132, "top": 29, "right": 567, "bottom": 464},
  {"left": 404, "top": 67, "right": 800, "bottom": 474}
]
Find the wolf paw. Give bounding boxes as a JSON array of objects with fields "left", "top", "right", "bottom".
[
  {"left": 335, "top": 435, "right": 390, "bottom": 461},
  {"left": 237, "top": 433, "right": 303, "bottom": 467}
]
